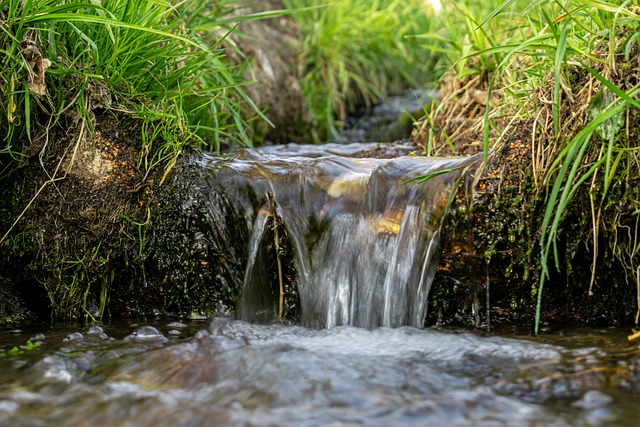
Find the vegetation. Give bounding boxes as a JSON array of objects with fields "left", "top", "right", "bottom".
[
  {"left": 2, "top": 0, "right": 638, "bottom": 328},
  {"left": 417, "top": 0, "right": 640, "bottom": 331},
  {"left": 0, "top": 0, "right": 268, "bottom": 321},
  {"left": 7, "top": 339, "right": 40, "bottom": 356},
  {"left": 0, "top": 0, "right": 263, "bottom": 167},
  {"left": 282, "top": 0, "right": 440, "bottom": 142}
]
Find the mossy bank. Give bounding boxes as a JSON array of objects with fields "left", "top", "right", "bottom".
[{"left": 1, "top": 115, "right": 247, "bottom": 323}]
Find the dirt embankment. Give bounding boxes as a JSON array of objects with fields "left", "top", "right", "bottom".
[
  {"left": 0, "top": 1, "right": 311, "bottom": 324},
  {"left": 2, "top": 2, "right": 637, "bottom": 329},
  {"left": 421, "top": 65, "right": 639, "bottom": 329},
  {"left": 224, "top": 0, "right": 311, "bottom": 143}
]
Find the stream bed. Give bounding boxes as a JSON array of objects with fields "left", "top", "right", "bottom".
[{"left": 1, "top": 319, "right": 638, "bottom": 426}]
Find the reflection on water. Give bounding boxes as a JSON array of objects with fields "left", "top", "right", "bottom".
[{"left": 0, "top": 319, "right": 638, "bottom": 426}]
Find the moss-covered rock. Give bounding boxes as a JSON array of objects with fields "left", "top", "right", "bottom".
[
  {"left": 0, "top": 276, "right": 35, "bottom": 325},
  {"left": 427, "top": 125, "right": 638, "bottom": 329},
  {"left": 0, "top": 114, "right": 251, "bottom": 322}
]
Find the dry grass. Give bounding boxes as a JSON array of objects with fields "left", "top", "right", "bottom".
[{"left": 415, "top": 0, "right": 640, "bottom": 330}]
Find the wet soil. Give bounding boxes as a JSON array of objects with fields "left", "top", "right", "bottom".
[{"left": 0, "top": 113, "right": 241, "bottom": 323}]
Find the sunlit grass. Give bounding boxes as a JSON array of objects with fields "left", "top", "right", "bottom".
[
  {"left": 283, "top": 0, "right": 439, "bottom": 142},
  {"left": 419, "top": 0, "right": 640, "bottom": 331},
  {"left": 0, "top": 0, "right": 261, "bottom": 160}
]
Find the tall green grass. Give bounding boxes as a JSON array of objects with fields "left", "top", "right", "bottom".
[
  {"left": 420, "top": 0, "right": 640, "bottom": 332},
  {"left": 417, "top": 0, "right": 521, "bottom": 79},
  {"left": 0, "top": 0, "right": 262, "bottom": 161},
  {"left": 283, "top": 0, "right": 439, "bottom": 142},
  {"left": 531, "top": 0, "right": 640, "bottom": 332}
]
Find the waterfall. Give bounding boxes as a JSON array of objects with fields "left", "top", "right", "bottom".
[{"left": 202, "top": 148, "right": 482, "bottom": 328}]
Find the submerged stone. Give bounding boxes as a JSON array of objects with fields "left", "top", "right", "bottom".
[
  {"left": 166, "top": 321, "right": 188, "bottom": 329},
  {"left": 63, "top": 332, "right": 83, "bottom": 342},
  {"left": 124, "top": 326, "right": 168, "bottom": 343},
  {"left": 85, "top": 325, "right": 109, "bottom": 340}
]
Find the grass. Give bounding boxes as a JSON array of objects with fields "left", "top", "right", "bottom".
[
  {"left": 7, "top": 339, "right": 40, "bottom": 356},
  {"left": 0, "top": 0, "right": 273, "bottom": 320},
  {"left": 417, "top": 0, "right": 640, "bottom": 332},
  {"left": 282, "top": 0, "right": 439, "bottom": 142},
  {"left": 0, "top": 0, "right": 264, "bottom": 165}
]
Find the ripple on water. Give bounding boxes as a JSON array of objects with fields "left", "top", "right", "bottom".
[{"left": 0, "top": 320, "right": 638, "bottom": 427}]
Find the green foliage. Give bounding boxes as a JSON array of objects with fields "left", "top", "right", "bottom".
[
  {"left": 422, "top": 0, "right": 640, "bottom": 331},
  {"left": 7, "top": 339, "right": 40, "bottom": 356},
  {"left": 511, "top": 0, "right": 640, "bottom": 333},
  {"left": 0, "top": 0, "right": 260, "bottom": 158},
  {"left": 283, "top": 0, "right": 438, "bottom": 141},
  {"left": 416, "top": 0, "right": 522, "bottom": 79}
]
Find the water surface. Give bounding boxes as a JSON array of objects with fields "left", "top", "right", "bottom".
[{"left": 1, "top": 320, "right": 638, "bottom": 426}]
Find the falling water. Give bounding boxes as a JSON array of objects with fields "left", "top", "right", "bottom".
[
  {"left": 2, "top": 144, "right": 638, "bottom": 427},
  {"left": 202, "top": 147, "right": 483, "bottom": 328}
]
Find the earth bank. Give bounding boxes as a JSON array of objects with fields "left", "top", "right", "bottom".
[{"left": 1, "top": 1, "right": 638, "bottom": 329}]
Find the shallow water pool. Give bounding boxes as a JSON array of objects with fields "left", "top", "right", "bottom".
[{"left": 0, "top": 319, "right": 638, "bottom": 426}]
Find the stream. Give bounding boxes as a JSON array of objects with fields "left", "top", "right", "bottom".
[
  {"left": 2, "top": 96, "right": 639, "bottom": 426},
  {"left": 1, "top": 319, "right": 638, "bottom": 426}
]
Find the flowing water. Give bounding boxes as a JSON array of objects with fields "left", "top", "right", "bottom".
[
  {"left": 2, "top": 145, "right": 639, "bottom": 425},
  {"left": 201, "top": 146, "right": 482, "bottom": 328},
  {"left": 0, "top": 319, "right": 638, "bottom": 426}
]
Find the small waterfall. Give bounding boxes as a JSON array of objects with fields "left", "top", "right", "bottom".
[
  {"left": 237, "top": 209, "right": 272, "bottom": 323},
  {"left": 202, "top": 147, "right": 482, "bottom": 328}
]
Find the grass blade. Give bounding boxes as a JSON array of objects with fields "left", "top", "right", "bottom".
[{"left": 553, "top": 22, "right": 570, "bottom": 137}]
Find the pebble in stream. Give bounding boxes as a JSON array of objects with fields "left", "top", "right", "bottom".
[
  {"left": 63, "top": 332, "right": 83, "bottom": 342},
  {"left": 124, "top": 326, "right": 169, "bottom": 343},
  {"left": 85, "top": 325, "right": 109, "bottom": 340}
]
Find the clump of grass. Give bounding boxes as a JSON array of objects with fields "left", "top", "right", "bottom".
[
  {"left": 0, "top": 0, "right": 260, "bottom": 163},
  {"left": 417, "top": 0, "right": 640, "bottom": 332},
  {"left": 0, "top": 0, "right": 270, "bottom": 320},
  {"left": 283, "top": 0, "right": 439, "bottom": 142},
  {"left": 527, "top": 0, "right": 640, "bottom": 332},
  {"left": 414, "top": 0, "right": 532, "bottom": 157}
]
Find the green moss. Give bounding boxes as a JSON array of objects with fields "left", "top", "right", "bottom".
[
  {"left": 429, "top": 127, "right": 638, "bottom": 328},
  {"left": 0, "top": 276, "right": 36, "bottom": 325}
]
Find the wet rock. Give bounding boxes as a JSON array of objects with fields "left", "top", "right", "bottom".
[
  {"left": 572, "top": 389, "right": 613, "bottom": 408},
  {"left": 166, "top": 321, "right": 188, "bottom": 329},
  {"left": 209, "top": 317, "right": 231, "bottom": 335},
  {"left": 256, "top": 141, "right": 417, "bottom": 158},
  {"left": 85, "top": 325, "right": 104, "bottom": 335},
  {"left": 63, "top": 332, "right": 84, "bottom": 342},
  {"left": 85, "top": 325, "right": 108, "bottom": 340},
  {"left": 339, "top": 91, "right": 438, "bottom": 143},
  {"left": 0, "top": 401, "right": 19, "bottom": 420},
  {"left": 124, "top": 326, "right": 168, "bottom": 343},
  {"left": 0, "top": 278, "right": 35, "bottom": 325}
]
